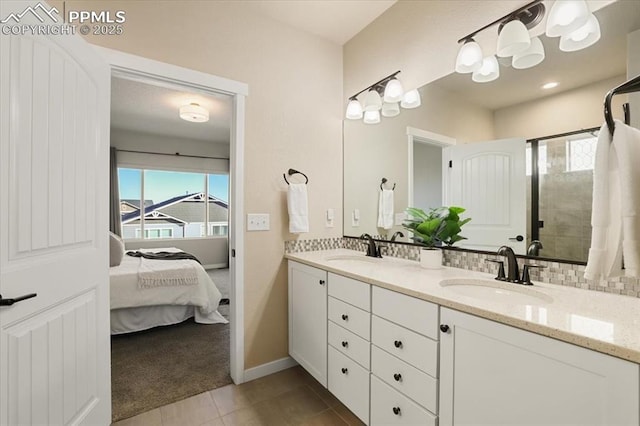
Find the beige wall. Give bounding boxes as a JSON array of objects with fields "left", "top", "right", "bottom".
[
  {"left": 494, "top": 75, "right": 628, "bottom": 139},
  {"left": 58, "top": 1, "right": 344, "bottom": 369}
]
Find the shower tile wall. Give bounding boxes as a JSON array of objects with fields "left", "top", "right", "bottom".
[{"left": 536, "top": 139, "right": 593, "bottom": 262}]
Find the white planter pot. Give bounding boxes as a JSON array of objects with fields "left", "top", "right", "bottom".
[{"left": 420, "top": 248, "right": 443, "bottom": 269}]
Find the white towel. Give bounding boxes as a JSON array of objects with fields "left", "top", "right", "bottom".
[
  {"left": 377, "top": 189, "right": 394, "bottom": 230},
  {"left": 585, "top": 120, "right": 640, "bottom": 280},
  {"left": 287, "top": 183, "right": 309, "bottom": 233}
]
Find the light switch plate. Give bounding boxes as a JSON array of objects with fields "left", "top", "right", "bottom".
[
  {"left": 326, "top": 208, "right": 335, "bottom": 227},
  {"left": 247, "top": 213, "right": 270, "bottom": 231},
  {"left": 352, "top": 209, "right": 360, "bottom": 227}
]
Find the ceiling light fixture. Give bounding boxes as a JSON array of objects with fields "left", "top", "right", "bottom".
[
  {"left": 344, "top": 71, "right": 420, "bottom": 124},
  {"left": 455, "top": 39, "right": 484, "bottom": 73},
  {"left": 472, "top": 56, "right": 500, "bottom": 83},
  {"left": 512, "top": 36, "right": 545, "bottom": 69},
  {"left": 179, "top": 103, "right": 209, "bottom": 123},
  {"left": 545, "top": 0, "right": 590, "bottom": 38},
  {"left": 542, "top": 82, "right": 559, "bottom": 90}
]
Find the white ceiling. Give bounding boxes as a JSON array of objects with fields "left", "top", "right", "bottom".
[
  {"left": 432, "top": 0, "right": 640, "bottom": 110},
  {"left": 246, "top": 0, "right": 397, "bottom": 45},
  {"left": 110, "top": 78, "right": 232, "bottom": 144}
]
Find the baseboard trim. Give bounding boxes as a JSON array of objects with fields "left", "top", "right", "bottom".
[
  {"left": 203, "top": 263, "right": 229, "bottom": 270},
  {"left": 243, "top": 356, "right": 298, "bottom": 382}
]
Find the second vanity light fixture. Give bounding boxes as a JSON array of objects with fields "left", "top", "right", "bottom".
[
  {"left": 345, "top": 70, "right": 422, "bottom": 123},
  {"left": 455, "top": 0, "right": 601, "bottom": 83}
]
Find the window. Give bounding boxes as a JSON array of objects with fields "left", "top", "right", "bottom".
[
  {"left": 566, "top": 137, "right": 597, "bottom": 172},
  {"left": 118, "top": 168, "right": 229, "bottom": 240}
]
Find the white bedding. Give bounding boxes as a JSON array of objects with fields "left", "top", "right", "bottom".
[{"left": 109, "top": 248, "right": 228, "bottom": 333}]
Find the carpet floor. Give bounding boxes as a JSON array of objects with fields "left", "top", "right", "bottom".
[{"left": 111, "top": 305, "right": 231, "bottom": 422}]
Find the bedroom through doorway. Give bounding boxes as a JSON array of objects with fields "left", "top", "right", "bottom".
[{"left": 108, "top": 71, "right": 235, "bottom": 422}]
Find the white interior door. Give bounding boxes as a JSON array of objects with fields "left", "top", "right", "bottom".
[
  {"left": 0, "top": 2, "right": 111, "bottom": 424},
  {"left": 445, "top": 138, "right": 526, "bottom": 254}
]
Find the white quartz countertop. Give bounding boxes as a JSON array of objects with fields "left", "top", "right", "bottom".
[{"left": 285, "top": 249, "right": 640, "bottom": 364}]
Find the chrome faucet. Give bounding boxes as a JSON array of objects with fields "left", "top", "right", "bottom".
[
  {"left": 390, "top": 231, "right": 404, "bottom": 242},
  {"left": 527, "top": 240, "right": 543, "bottom": 256},
  {"left": 360, "top": 233, "right": 381, "bottom": 258},
  {"left": 497, "top": 245, "right": 520, "bottom": 283}
]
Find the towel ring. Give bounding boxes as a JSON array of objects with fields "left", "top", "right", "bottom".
[
  {"left": 283, "top": 168, "right": 309, "bottom": 185},
  {"left": 380, "top": 178, "right": 396, "bottom": 191}
]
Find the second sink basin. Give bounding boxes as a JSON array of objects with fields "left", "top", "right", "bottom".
[{"left": 439, "top": 278, "right": 553, "bottom": 305}]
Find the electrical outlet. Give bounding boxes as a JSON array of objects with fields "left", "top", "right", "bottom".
[{"left": 247, "top": 213, "right": 270, "bottom": 231}]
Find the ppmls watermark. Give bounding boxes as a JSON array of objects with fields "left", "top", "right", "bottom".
[{"left": 1, "top": 2, "right": 126, "bottom": 36}]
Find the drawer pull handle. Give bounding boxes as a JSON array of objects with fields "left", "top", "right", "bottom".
[
  {"left": 393, "top": 373, "right": 402, "bottom": 382},
  {"left": 341, "top": 314, "right": 349, "bottom": 321},
  {"left": 394, "top": 340, "right": 403, "bottom": 348},
  {"left": 341, "top": 368, "right": 348, "bottom": 374},
  {"left": 341, "top": 341, "right": 348, "bottom": 348},
  {"left": 392, "top": 407, "right": 401, "bottom": 416},
  {"left": 440, "top": 324, "right": 450, "bottom": 333},
  {"left": 319, "top": 280, "right": 325, "bottom": 285}
]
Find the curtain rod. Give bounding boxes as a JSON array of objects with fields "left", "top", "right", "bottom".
[
  {"left": 526, "top": 126, "right": 601, "bottom": 143},
  {"left": 115, "top": 148, "right": 229, "bottom": 161}
]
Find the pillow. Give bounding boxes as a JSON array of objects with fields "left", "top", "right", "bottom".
[{"left": 109, "top": 232, "right": 125, "bottom": 267}]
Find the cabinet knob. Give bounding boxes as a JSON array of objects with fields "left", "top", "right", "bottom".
[
  {"left": 319, "top": 280, "right": 325, "bottom": 285},
  {"left": 393, "top": 373, "right": 402, "bottom": 382},
  {"left": 341, "top": 367, "right": 348, "bottom": 374},
  {"left": 341, "top": 341, "right": 348, "bottom": 348},
  {"left": 392, "top": 407, "right": 401, "bottom": 416},
  {"left": 440, "top": 324, "right": 450, "bottom": 333},
  {"left": 341, "top": 314, "right": 349, "bottom": 321},
  {"left": 394, "top": 340, "right": 403, "bottom": 348}
]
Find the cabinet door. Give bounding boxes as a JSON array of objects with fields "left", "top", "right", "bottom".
[
  {"left": 440, "top": 308, "right": 640, "bottom": 426},
  {"left": 288, "top": 261, "right": 327, "bottom": 386}
]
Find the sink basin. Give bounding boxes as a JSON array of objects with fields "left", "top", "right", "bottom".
[
  {"left": 439, "top": 278, "right": 553, "bottom": 305},
  {"left": 325, "top": 254, "right": 380, "bottom": 263}
]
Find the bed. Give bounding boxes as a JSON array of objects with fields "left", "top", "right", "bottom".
[{"left": 109, "top": 247, "right": 228, "bottom": 334}]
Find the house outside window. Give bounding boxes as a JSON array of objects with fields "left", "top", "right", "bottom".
[{"left": 118, "top": 168, "right": 229, "bottom": 240}]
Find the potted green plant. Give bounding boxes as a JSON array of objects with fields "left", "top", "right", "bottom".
[{"left": 402, "top": 206, "right": 471, "bottom": 268}]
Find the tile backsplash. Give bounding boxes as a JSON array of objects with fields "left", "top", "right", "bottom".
[{"left": 285, "top": 237, "right": 640, "bottom": 299}]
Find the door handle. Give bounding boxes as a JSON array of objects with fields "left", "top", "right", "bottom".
[
  {"left": 0, "top": 293, "right": 37, "bottom": 306},
  {"left": 509, "top": 235, "right": 524, "bottom": 242}
]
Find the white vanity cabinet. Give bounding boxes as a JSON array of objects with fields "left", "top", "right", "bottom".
[
  {"left": 288, "top": 261, "right": 328, "bottom": 386},
  {"left": 369, "top": 287, "right": 439, "bottom": 425},
  {"left": 327, "top": 272, "right": 371, "bottom": 424},
  {"left": 439, "top": 307, "right": 640, "bottom": 426}
]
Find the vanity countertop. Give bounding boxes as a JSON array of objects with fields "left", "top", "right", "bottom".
[{"left": 285, "top": 249, "right": 640, "bottom": 364}]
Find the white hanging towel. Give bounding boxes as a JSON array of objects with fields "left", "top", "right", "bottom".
[
  {"left": 287, "top": 183, "right": 309, "bottom": 233},
  {"left": 377, "top": 189, "right": 394, "bottom": 230},
  {"left": 585, "top": 120, "right": 640, "bottom": 280}
]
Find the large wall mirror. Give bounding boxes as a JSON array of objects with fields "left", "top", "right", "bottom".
[{"left": 343, "top": 0, "right": 640, "bottom": 263}]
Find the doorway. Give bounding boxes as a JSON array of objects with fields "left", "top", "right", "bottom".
[{"left": 97, "top": 46, "right": 248, "bottom": 415}]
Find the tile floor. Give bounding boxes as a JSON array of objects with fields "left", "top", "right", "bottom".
[{"left": 111, "top": 366, "right": 365, "bottom": 426}]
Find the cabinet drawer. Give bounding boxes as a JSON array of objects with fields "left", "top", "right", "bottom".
[
  {"left": 328, "top": 273, "right": 370, "bottom": 311},
  {"left": 328, "top": 320, "right": 370, "bottom": 369},
  {"left": 328, "top": 296, "right": 370, "bottom": 340},
  {"left": 328, "top": 346, "right": 370, "bottom": 424},
  {"left": 371, "top": 375, "right": 437, "bottom": 426},
  {"left": 372, "top": 286, "right": 439, "bottom": 339},
  {"left": 372, "top": 315, "right": 438, "bottom": 377},
  {"left": 371, "top": 345, "right": 437, "bottom": 414}
]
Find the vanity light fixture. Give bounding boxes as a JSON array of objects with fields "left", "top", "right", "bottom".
[
  {"left": 179, "top": 103, "right": 209, "bottom": 123},
  {"left": 455, "top": 0, "right": 600, "bottom": 83},
  {"left": 472, "top": 55, "right": 500, "bottom": 83},
  {"left": 545, "top": 0, "right": 590, "bottom": 38},
  {"left": 512, "top": 36, "right": 545, "bottom": 69},
  {"left": 344, "top": 70, "right": 421, "bottom": 123},
  {"left": 559, "top": 13, "right": 601, "bottom": 52}
]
